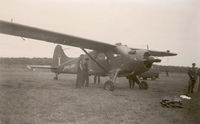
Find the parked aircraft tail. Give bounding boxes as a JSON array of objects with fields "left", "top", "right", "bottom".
[{"left": 52, "top": 45, "right": 69, "bottom": 67}]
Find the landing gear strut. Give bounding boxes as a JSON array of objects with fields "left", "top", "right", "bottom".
[
  {"left": 54, "top": 73, "right": 59, "bottom": 80},
  {"left": 104, "top": 70, "right": 119, "bottom": 91}
]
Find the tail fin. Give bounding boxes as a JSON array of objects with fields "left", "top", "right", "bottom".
[{"left": 52, "top": 45, "right": 69, "bottom": 67}]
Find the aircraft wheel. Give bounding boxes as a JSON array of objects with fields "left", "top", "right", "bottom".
[
  {"left": 104, "top": 80, "right": 114, "bottom": 91},
  {"left": 139, "top": 81, "right": 148, "bottom": 90}
]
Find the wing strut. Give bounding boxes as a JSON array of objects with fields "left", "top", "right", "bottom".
[{"left": 81, "top": 48, "right": 108, "bottom": 73}]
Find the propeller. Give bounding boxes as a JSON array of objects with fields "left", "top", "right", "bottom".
[
  {"left": 146, "top": 56, "right": 161, "bottom": 63},
  {"left": 142, "top": 51, "right": 161, "bottom": 68}
]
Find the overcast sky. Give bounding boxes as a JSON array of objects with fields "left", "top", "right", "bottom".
[{"left": 0, "top": 0, "right": 199, "bottom": 67}]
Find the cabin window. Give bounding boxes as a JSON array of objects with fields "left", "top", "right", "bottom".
[
  {"left": 105, "top": 56, "right": 108, "bottom": 60},
  {"left": 113, "top": 54, "right": 120, "bottom": 57}
]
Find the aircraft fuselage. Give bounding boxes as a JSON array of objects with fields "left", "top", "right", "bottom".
[{"left": 51, "top": 44, "right": 154, "bottom": 77}]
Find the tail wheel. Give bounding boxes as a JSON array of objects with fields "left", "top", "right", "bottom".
[
  {"left": 54, "top": 76, "right": 58, "bottom": 80},
  {"left": 139, "top": 81, "right": 148, "bottom": 90},
  {"left": 104, "top": 80, "right": 115, "bottom": 91}
]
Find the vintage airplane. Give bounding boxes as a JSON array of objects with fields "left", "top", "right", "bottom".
[{"left": 0, "top": 20, "right": 177, "bottom": 91}]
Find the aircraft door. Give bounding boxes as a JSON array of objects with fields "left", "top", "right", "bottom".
[
  {"left": 89, "top": 53, "right": 109, "bottom": 75},
  {"left": 106, "top": 51, "right": 123, "bottom": 70}
]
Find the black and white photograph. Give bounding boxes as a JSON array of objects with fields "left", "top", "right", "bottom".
[{"left": 0, "top": 0, "right": 200, "bottom": 124}]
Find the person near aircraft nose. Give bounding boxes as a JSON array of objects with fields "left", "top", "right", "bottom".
[
  {"left": 94, "top": 73, "right": 101, "bottom": 85},
  {"left": 76, "top": 54, "right": 84, "bottom": 88},
  {"left": 82, "top": 58, "right": 89, "bottom": 87},
  {"left": 128, "top": 78, "right": 135, "bottom": 89},
  {"left": 127, "top": 76, "right": 135, "bottom": 89},
  {"left": 197, "top": 68, "right": 200, "bottom": 92},
  {"left": 187, "top": 63, "right": 197, "bottom": 94}
]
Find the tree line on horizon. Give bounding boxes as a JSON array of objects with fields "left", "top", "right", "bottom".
[{"left": 0, "top": 57, "right": 52, "bottom": 65}]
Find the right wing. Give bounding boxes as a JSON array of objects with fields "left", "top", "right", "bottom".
[{"left": 0, "top": 20, "right": 115, "bottom": 51}]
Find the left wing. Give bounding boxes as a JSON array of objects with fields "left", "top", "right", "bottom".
[
  {"left": 0, "top": 20, "right": 115, "bottom": 51},
  {"left": 131, "top": 48, "right": 177, "bottom": 57}
]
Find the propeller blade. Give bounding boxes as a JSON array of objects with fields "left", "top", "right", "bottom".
[{"left": 145, "top": 56, "right": 161, "bottom": 63}]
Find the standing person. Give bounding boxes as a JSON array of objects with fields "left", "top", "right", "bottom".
[
  {"left": 94, "top": 73, "right": 101, "bottom": 85},
  {"left": 128, "top": 78, "right": 135, "bottom": 89},
  {"left": 187, "top": 63, "right": 197, "bottom": 94},
  {"left": 127, "top": 76, "right": 135, "bottom": 89},
  {"left": 166, "top": 69, "right": 169, "bottom": 77},
  {"left": 82, "top": 58, "right": 89, "bottom": 87},
  {"left": 197, "top": 69, "right": 200, "bottom": 92},
  {"left": 76, "top": 54, "right": 84, "bottom": 88}
]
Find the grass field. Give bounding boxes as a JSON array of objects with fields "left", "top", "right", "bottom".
[{"left": 0, "top": 65, "right": 199, "bottom": 124}]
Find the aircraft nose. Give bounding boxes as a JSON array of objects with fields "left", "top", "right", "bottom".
[
  {"left": 143, "top": 56, "right": 161, "bottom": 69},
  {"left": 143, "top": 51, "right": 161, "bottom": 63}
]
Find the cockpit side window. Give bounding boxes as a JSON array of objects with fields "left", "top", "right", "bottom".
[{"left": 113, "top": 53, "right": 120, "bottom": 57}]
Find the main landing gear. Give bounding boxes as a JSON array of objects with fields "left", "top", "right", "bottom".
[
  {"left": 104, "top": 80, "right": 115, "bottom": 91},
  {"left": 104, "top": 70, "right": 119, "bottom": 91},
  {"left": 103, "top": 71, "right": 148, "bottom": 91},
  {"left": 128, "top": 75, "right": 148, "bottom": 90}
]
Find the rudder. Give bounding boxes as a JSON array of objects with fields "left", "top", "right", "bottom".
[{"left": 52, "top": 45, "right": 69, "bottom": 67}]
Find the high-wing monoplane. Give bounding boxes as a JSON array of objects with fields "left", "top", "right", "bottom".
[{"left": 0, "top": 20, "right": 177, "bottom": 91}]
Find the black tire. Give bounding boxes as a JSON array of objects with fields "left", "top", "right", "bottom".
[
  {"left": 104, "top": 80, "right": 115, "bottom": 91},
  {"left": 139, "top": 81, "right": 148, "bottom": 90}
]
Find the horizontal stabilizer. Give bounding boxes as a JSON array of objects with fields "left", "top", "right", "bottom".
[{"left": 26, "top": 65, "right": 57, "bottom": 70}]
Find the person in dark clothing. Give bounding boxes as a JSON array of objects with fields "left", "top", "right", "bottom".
[
  {"left": 82, "top": 58, "right": 89, "bottom": 87},
  {"left": 127, "top": 75, "right": 137, "bottom": 89},
  {"left": 76, "top": 55, "right": 84, "bottom": 88},
  {"left": 128, "top": 78, "right": 135, "bottom": 89},
  {"left": 94, "top": 73, "right": 101, "bottom": 85},
  {"left": 188, "top": 63, "right": 197, "bottom": 94},
  {"left": 197, "top": 69, "right": 200, "bottom": 92},
  {"left": 166, "top": 69, "right": 169, "bottom": 77}
]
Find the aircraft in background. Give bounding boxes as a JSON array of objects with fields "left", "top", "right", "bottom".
[{"left": 0, "top": 20, "right": 177, "bottom": 91}]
